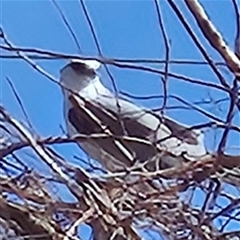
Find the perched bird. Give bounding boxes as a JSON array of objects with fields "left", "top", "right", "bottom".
[{"left": 60, "top": 59, "right": 207, "bottom": 173}]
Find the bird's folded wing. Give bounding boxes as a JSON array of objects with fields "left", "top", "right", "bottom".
[
  {"left": 68, "top": 93, "right": 206, "bottom": 169},
  {"left": 68, "top": 95, "right": 161, "bottom": 167},
  {"left": 93, "top": 93, "right": 207, "bottom": 158}
]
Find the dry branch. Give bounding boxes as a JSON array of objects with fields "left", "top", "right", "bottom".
[{"left": 185, "top": 0, "right": 240, "bottom": 77}]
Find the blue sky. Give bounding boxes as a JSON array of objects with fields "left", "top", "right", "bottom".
[{"left": 1, "top": 0, "right": 239, "bottom": 239}]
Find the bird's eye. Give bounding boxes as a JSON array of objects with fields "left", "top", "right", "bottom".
[{"left": 70, "top": 62, "right": 95, "bottom": 76}]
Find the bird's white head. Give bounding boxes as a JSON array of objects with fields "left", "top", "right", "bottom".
[{"left": 60, "top": 59, "right": 101, "bottom": 93}]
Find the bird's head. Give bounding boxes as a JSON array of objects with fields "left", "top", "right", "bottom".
[{"left": 60, "top": 59, "right": 101, "bottom": 92}]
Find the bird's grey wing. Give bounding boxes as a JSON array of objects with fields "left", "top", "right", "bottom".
[
  {"left": 93, "top": 94, "right": 207, "bottom": 160},
  {"left": 68, "top": 95, "right": 158, "bottom": 167},
  {"left": 69, "top": 93, "right": 206, "bottom": 169}
]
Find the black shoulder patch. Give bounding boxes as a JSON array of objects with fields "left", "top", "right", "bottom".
[{"left": 68, "top": 106, "right": 101, "bottom": 135}]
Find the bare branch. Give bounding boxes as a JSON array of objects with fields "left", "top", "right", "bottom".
[{"left": 185, "top": 0, "right": 240, "bottom": 78}]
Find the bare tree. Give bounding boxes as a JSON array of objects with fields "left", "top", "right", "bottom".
[{"left": 1, "top": 0, "right": 240, "bottom": 239}]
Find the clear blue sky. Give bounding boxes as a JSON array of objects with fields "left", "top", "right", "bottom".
[{"left": 1, "top": 0, "right": 239, "bottom": 238}]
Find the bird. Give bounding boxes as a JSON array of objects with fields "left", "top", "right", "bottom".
[{"left": 60, "top": 59, "right": 207, "bottom": 174}]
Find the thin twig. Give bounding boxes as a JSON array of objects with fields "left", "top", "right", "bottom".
[
  {"left": 52, "top": 0, "right": 82, "bottom": 53},
  {"left": 5, "top": 77, "right": 34, "bottom": 131},
  {"left": 153, "top": 0, "right": 170, "bottom": 112}
]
